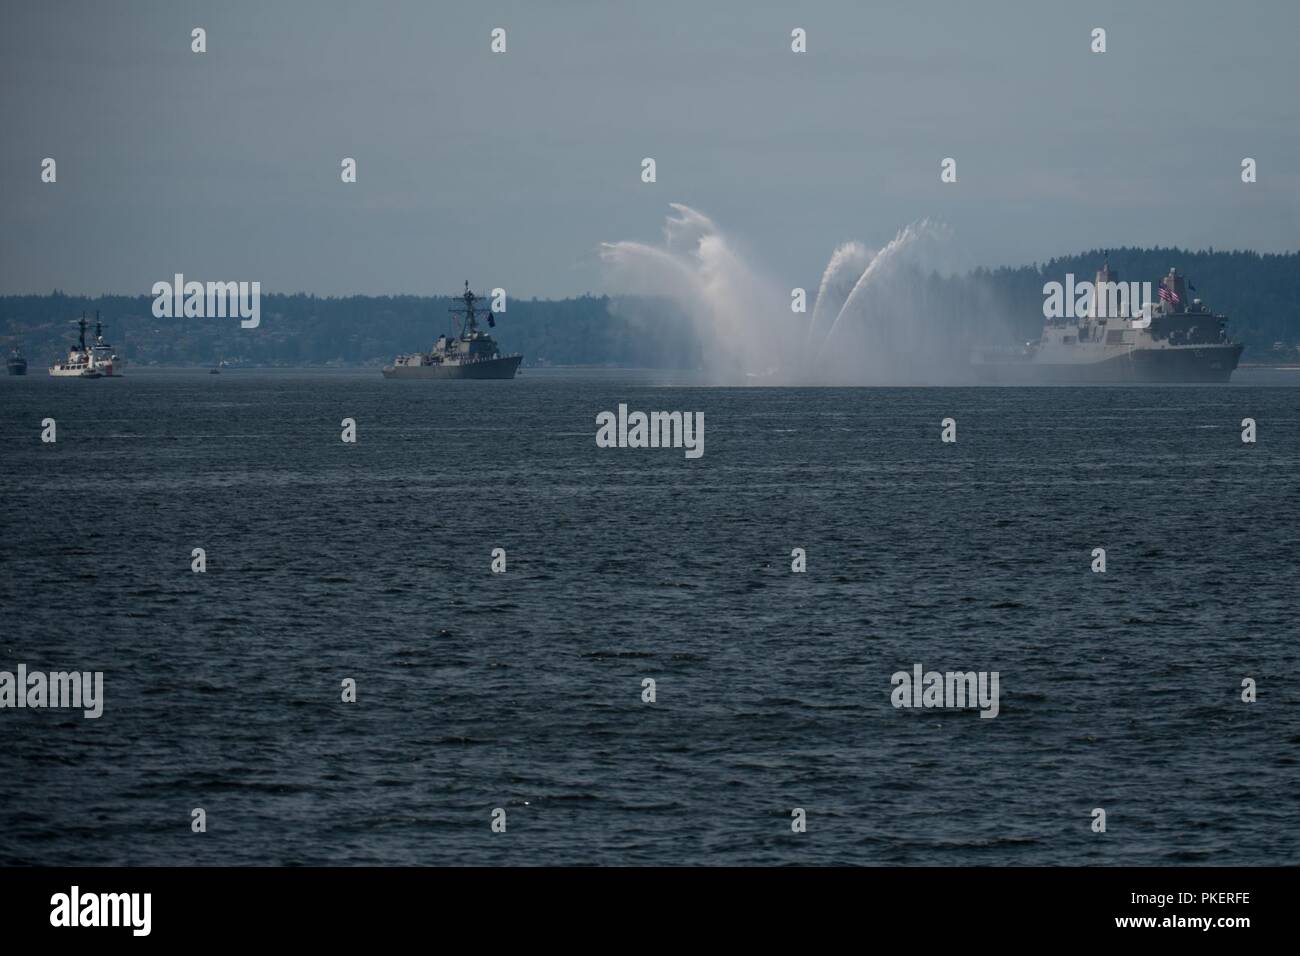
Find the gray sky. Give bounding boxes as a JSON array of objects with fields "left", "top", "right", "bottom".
[{"left": 2, "top": 0, "right": 1297, "bottom": 298}]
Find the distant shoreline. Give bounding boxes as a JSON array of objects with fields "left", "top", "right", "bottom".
[{"left": 9, "top": 365, "right": 1299, "bottom": 387}]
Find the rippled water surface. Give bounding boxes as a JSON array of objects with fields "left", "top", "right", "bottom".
[{"left": 1, "top": 368, "right": 1297, "bottom": 865}]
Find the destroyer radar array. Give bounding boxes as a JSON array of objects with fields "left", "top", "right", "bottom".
[{"left": 383, "top": 282, "right": 522, "bottom": 380}]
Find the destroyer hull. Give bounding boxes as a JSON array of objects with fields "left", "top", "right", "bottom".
[
  {"left": 975, "top": 344, "right": 1243, "bottom": 384},
  {"left": 382, "top": 354, "right": 522, "bottom": 380}
]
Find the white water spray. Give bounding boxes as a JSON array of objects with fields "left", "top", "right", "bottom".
[
  {"left": 808, "top": 241, "right": 873, "bottom": 348},
  {"left": 601, "top": 205, "right": 955, "bottom": 384}
]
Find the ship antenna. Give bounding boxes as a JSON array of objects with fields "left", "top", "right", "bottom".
[{"left": 449, "top": 281, "right": 481, "bottom": 337}]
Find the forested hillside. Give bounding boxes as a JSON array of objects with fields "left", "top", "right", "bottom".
[{"left": 3, "top": 249, "right": 1296, "bottom": 367}]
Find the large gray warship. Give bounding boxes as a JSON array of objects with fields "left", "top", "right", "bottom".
[
  {"left": 382, "top": 282, "right": 522, "bottom": 380},
  {"left": 973, "top": 260, "right": 1243, "bottom": 383},
  {"left": 6, "top": 346, "right": 26, "bottom": 375}
]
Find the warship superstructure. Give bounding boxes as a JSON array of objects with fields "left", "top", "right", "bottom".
[
  {"left": 49, "top": 313, "right": 123, "bottom": 378},
  {"left": 974, "top": 260, "right": 1243, "bottom": 383},
  {"left": 6, "top": 347, "right": 26, "bottom": 375},
  {"left": 383, "top": 282, "right": 522, "bottom": 380}
]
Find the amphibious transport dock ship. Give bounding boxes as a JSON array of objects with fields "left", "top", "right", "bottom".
[
  {"left": 383, "top": 282, "right": 522, "bottom": 380},
  {"left": 974, "top": 261, "right": 1243, "bottom": 383}
]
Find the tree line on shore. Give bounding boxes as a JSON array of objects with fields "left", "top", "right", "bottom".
[{"left": 3, "top": 248, "right": 1296, "bottom": 367}]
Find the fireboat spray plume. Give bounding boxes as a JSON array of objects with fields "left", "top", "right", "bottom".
[
  {"left": 807, "top": 241, "right": 873, "bottom": 348},
  {"left": 601, "top": 205, "right": 954, "bottom": 384}
]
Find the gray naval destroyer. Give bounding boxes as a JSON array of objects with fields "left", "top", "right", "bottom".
[
  {"left": 974, "top": 260, "right": 1243, "bottom": 383},
  {"left": 382, "top": 282, "right": 522, "bottom": 380},
  {"left": 6, "top": 346, "right": 26, "bottom": 375}
]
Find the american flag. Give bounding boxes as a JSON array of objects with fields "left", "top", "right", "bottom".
[{"left": 1159, "top": 286, "right": 1180, "bottom": 304}]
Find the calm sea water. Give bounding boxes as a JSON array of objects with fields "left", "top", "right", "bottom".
[{"left": 1, "top": 368, "right": 1298, "bottom": 866}]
